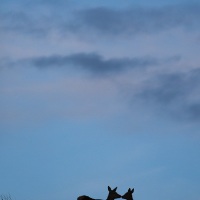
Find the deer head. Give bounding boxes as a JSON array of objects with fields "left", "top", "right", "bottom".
[
  {"left": 106, "top": 186, "right": 121, "bottom": 200},
  {"left": 121, "top": 188, "right": 134, "bottom": 200}
]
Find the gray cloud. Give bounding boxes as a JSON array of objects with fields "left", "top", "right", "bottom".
[
  {"left": 31, "top": 53, "right": 159, "bottom": 75},
  {"left": 136, "top": 69, "right": 200, "bottom": 121},
  {"left": 69, "top": 3, "right": 200, "bottom": 36},
  {"left": 3, "top": 50, "right": 199, "bottom": 122},
  {"left": 1, "top": 3, "right": 200, "bottom": 38},
  {"left": 29, "top": 53, "right": 200, "bottom": 122},
  {"left": 140, "top": 73, "right": 186, "bottom": 104}
]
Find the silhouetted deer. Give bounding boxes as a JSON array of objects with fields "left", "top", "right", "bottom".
[
  {"left": 77, "top": 186, "right": 121, "bottom": 200},
  {"left": 121, "top": 188, "right": 134, "bottom": 200},
  {"left": 106, "top": 186, "right": 121, "bottom": 200}
]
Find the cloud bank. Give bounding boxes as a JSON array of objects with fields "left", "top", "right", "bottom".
[
  {"left": 1, "top": 3, "right": 200, "bottom": 37},
  {"left": 73, "top": 4, "right": 200, "bottom": 36},
  {"left": 1, "top": 1, "right": 200, "bottom": 124},
  {"left": 5, "top": 52, "right": 200, "bottom": 122}
]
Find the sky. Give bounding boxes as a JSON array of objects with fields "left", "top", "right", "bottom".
[{"left": 1, "top": 0, "right": 200, "bottom": 200}]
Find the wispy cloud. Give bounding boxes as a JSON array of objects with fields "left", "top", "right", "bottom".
[
  {"left": 29, "top": 53, "right": 159, "bottom": 75},
  {"left": 70, "top": 3, "right": 200, "bottom": 36},
  {"left": 1, "top": 0, "right": 199, "bottom": 123},
  {"left": 1, "top": 3, "right": 200, "bottom": 38},
  {"left": 136, "top": 69, "right": 200, "bottom": 121},
  {"left": 4, "top": 51, "right": 198, "bottom": 122}
]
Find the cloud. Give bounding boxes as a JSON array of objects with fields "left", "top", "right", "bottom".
[
  {"left": 69, "top": 3, "right": 200, "bottom": 36},
  {"left": 140, "top": 73, "right": 186, "bottom": 104},
  {"left": 1, "top": 3, "right": 200, "bottom": 38},
  {"left": 30, "top": 53, "right": 159, "bottom": 75},
  {"left": 136, "top": 69, "right": 200, "bottom": 121}
]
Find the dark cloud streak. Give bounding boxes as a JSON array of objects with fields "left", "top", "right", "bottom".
[
  {"left": 71, "top": 3, "right": 200, "bottom": 36},
  {"left": 31, "top": 53, "right": 158, "bottom": 75}
]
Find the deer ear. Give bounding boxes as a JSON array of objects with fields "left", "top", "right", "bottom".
[
  {"left": 128, "top": 188, "right": 131, "bottom": 192},
  {"left": 108, "top": 186, "right": 111, "bottom": 191},
  {"left": 131, "top": 188, "right": 134, "bottom": 193},
  {"left": 114, "top": 187, "right": 117, "bottom": 191}
]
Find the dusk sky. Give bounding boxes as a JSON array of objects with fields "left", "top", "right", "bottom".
[{"left": 1, "top": 0, "right": 200, "bottom": 200}]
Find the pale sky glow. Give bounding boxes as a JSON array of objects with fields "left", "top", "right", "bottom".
[{"left": 1, "top": 1, "right": 200, "bottom": 200}]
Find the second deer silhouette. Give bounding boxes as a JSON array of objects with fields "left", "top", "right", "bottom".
[
  {"left": 77, "top": 186, "right": 121, "bottom": 200},
  {"left": 121, "top": 188, "right": 134, "bottom": 200},
  {"left": 122, "top": 188, "right": 134, "bottom": 200}
]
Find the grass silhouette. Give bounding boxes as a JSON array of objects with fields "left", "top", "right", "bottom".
[{"left": 0, "top": 194, "right": 12, "bottom": 200}]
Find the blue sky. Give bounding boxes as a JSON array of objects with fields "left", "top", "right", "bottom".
[{"left": 1, "top": 0, "right": 200, "bottom": 200}]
